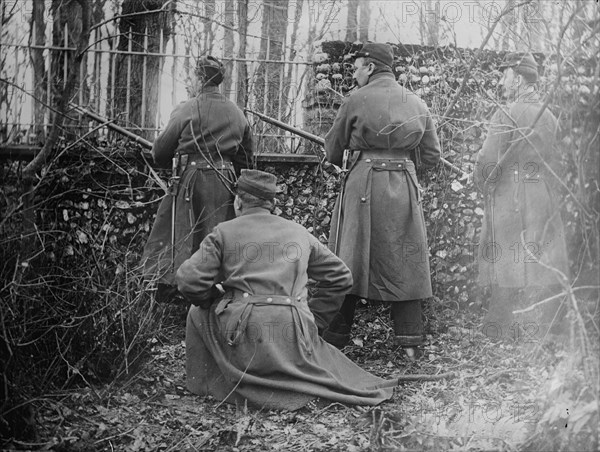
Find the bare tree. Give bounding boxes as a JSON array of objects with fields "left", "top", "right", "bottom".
[
  {"left": 419, "top": 0, "right": 440, "bottom": 47},
  {"left": 345, "top": 0, "right": 358, "bottom": 42},
  {"left": 236, "top": 0, "right": 250, "bottom": 108},
  {"left": 222, "top": 0, "right": 235, "bottom": 97},
  {"left": 50, "top": 0, "right": 89, "bottom": 137},
  {"left": 358, "top": 0, "right": 370, "bottom": 43},
  {"left": 203, "top": 0, "right": 216, "bottom": 51},
  {"left": 108, "top": 0, "right": 173, "bottom": 140},
  {"left": 29, "top": 0, "right": 46, "bottom": 143},
  {"left": 496, "top": 0, "right": 515, "bottom": 50},
  {"left": 282, "top": 0, "right": 304, "bottom": 122}
]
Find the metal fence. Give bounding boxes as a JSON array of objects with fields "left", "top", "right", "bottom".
[{"left": 0, "top": 12, "right": 313, "bottom": 153}]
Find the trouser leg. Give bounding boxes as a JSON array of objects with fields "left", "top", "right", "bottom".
[
  {"left": 322, "top": 294, "right": 360, "bottom": 348},
  {"left": 391, "top": 300, "right": 424, "bottom": 347},
  {"left": 482, "top": 285, "right": 519, "bottom": 340}
]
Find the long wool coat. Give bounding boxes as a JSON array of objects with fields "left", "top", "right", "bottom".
[
  {"left": 325, "top": 72, "right": 441, "bottom": 302},
  {"left": 141, "top": 85, "right": 254, "bottom": 285},
  {"left": 474, "top": 92, "right": 569, "bottom": 288},
  {"left": 176, "top": 207, "right": 396, "bottom": 410}
]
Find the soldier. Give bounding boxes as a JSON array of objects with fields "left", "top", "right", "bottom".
[
  {"left": 176, "top": 169, "right": 396, "bottom": 409},
  {"left": 141, "top": 55, "right": 254, "bottom": 301},
  {"left": 474, "top": 52, "right": 570, "bottom": 340},
  {"left": 322, "top": 43, "right": 441, "bottom": 359}
]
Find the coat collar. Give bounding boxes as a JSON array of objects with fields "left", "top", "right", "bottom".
[
  {"left": 514, "top": 88, "right": 540, "bottom": 103},
  {"left": 200, "top": 85, "right": 220, "bottom": 95},
  {"left": 240, "top": 206, "right": 272, "bottom": 217},
  {"left": 368, "top": 72, "right": 395, "bottom": 84}
]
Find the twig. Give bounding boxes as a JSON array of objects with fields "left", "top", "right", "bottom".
[
  {"left": 512, "top": 286, "right": 599, "bottom": 314},
  {"left": 93, "top": 427, "right": 136, "bottom": 445},
  {"left": 396, "top": 372, "right": 456, "bottom": 382}
]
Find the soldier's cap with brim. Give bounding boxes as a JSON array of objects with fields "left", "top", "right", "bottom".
[
  {"left": 236, "top": 169, "right": 279, "bottom": 200},
  {"left": 353, "top": 43, "right": 394, "bottom": 68},
  {"left": 197, "top": 55, "right": 225, "bottom": 73},
  {"left": 498, "top": 52, "right": 538, "bottom": 76}
]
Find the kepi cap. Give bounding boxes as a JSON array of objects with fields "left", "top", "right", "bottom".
[
  {"left": 498, "top": 52, "right": 538, "bottom": 79},
  {"left": 236, "top": 169, "right": 278, "bottom": 200},
  {"left": 196, "top": 55, "right": 225, "bottom": 84},
  {"left": 197, "top": 55, "right": 224, "bottom": 72},
  {"left": 355, "top": 43, "right": 394, "bottom": 68}
]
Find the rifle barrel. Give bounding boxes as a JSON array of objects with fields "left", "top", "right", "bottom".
[
  {"left": 69, "top": 103, "right": 153, "bottom": 150},
  {"left": 245, "top": 109, "right": 325, "bottom": 146},
  {"left": 246, "top": 108, "right": 469, "bottom": 179}
]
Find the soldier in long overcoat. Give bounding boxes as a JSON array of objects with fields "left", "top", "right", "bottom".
[
  {"left": 141, "top": 56, "right": 254, "bottom": 298},
  {"left": 474, "top": 52, "right": 570, "bottom": 337},
  {"left": 322, "top": 43, "right": 441, "bottom": 358},
  {"left": 176, "top": 170, "right": 396, "bottom": 410}
]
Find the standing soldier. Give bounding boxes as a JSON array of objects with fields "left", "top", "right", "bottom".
[
  {"left": 142, "top": 55, "right": 254, "bottom": 301},
  {"left": 474, "top": 52, "right": 569, "bottom": 339},
  {"left": 322, "top": 43, "right": 441, "bottom": 359}
]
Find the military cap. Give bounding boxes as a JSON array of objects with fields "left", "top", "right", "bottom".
[
  {"left": 355, "top": 43, "right": 394, "bottom": 68},
  {"left": 196, "top": 55, "right": 225, "bottom": 83},
  {"left": 236, "top": 169, "right": 278, "bottom": 200},
  {"left": 197, "top": 55, "right": 224, "bottom": 72},
  {"left": 498, "top": 52, "right": 538, "bottom": 78}
]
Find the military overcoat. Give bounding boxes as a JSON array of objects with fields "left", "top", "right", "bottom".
[
  {"left": 325, "top": 72, "right": 441, "bottom": 301},
  {"left": 474, "top": 92, "right": 569, "bottom": 287},
  {"left": 177, "top": 208, "right": 396, "bottom": 410},
  {"left": 142, "top": 85, "right": 254, "bottom": 285}
]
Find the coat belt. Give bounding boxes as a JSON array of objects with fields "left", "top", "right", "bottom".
[
  {"left": 214, "top": 293, "right": 310, "bottom": 349},
  {"left": 355, "top": 149, "right": 412, "bottom": 160},
  {"left": 179, "top": 153, "right": 233, "bottom": 171}
]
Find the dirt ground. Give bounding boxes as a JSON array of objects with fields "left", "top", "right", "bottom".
[{"left": 5, "top": 302, "right": 591, "bottom": 452}]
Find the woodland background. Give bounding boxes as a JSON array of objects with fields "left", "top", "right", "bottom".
[{"left": 0, "top": 0, "right": 598, "bottom": 450}]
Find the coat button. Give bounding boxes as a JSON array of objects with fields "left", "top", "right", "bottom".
[
  {"left": 365, "top": 158, "right": 372, "bottom": 163},
  {"left": 381, "top": 163, "right": 386, "bottom": 167},
  {"left": 361, "top": 197, "right": 366, "bottom": 202},
  {"left": 191, "top": 161, "right": 196, "bottom": 165},
  {"left": 267, "top": 297, "right": 273, "bottom": 302},
  {"left": 286, "top": 298, "right": 291, "bottom": 302},
  {"left": 243, "top": 293, "right": 249, "bottom": 298}
]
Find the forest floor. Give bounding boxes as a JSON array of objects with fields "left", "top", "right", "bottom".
[{"left": 4, "top": 301, "right": 594, "bottom": 452}]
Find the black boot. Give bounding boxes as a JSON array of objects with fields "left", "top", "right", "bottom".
[{"left": 322, "top": 295, "right": 359, "bottom": 348}]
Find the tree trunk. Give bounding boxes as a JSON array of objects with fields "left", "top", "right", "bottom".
[
  {"left": 222, "top": 0, "right": 235, "bottom": 98},
  {"left": 22, "top": 0, "right": 92, "bottom": 255},
  {"left": 421, "top": 0, "right": 439, "bottom": 47},
  {"left": 345, "top": 0, "right": 358, "bottom": 42},
  {"left": 30, "top": 0, "right": 46, "bottom": 144},
  {"left": 282, "top": 0, "right": 303, "bottom": 123},
  {"left": 236, "top": 0, "right": 249, "bottom": 108},
  {"left": 499, "top": 0, "right": 515, "bottom": 50},
  {"left": 203, "top": 0, "right": 215, "bottom": 52},
  {"left": 358, "top": 0, "right": 370, "bottom": 43},
  {"left": 520, "top": 0, "right": 542, "bottom": 52},
  {"left": 109, "top": 0, "right": 172, "bottom": 140},
  {"left": 51, "top": 0, "right": 88, "bottom": 138},
  {"left": 90, "top": 0, "right": 106, "bottom": 115},
  {"left": 254, "top": 0, "right": 289, "bottom": 152}
]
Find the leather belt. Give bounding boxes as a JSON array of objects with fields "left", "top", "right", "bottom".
[
  {"left": 179, "top": 153, "right": 233, "bottom": 171},
  {"left": 355, "top": 149, "right": 412, "bottom": 160}
]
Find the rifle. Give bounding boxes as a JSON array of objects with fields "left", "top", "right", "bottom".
[
  {"left": 245, "top": 108, "right": 469, "bottom": 179},
  {"left": 333, "top": 150, "right": 349, "bottom": 255},
  {"left": 69, "top": 103, "right": 154, "bottom": 151}
]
